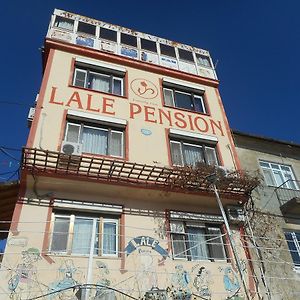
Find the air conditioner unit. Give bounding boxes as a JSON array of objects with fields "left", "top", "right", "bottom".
[
  {"left": 27, "top": 107, "right": 35, "bottom": 120},
  {"left": 226, "top": 205, "right": 245, "bottom": 225},
  {"left": 61, "top": 141, "right": 82, "bottom": 156}
]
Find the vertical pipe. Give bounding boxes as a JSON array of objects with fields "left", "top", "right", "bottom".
[{"left": 212, "top": 184, "right": 250, "bottom": 300}]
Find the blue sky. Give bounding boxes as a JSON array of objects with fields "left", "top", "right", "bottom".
[{"left": 0, "top": 1, "right": 299, "bottom": 181}]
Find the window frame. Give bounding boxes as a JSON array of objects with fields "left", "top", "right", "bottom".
[
  {"left": 53, "top": 16, "right": 74, "bottom": 32},
  {"left": 196, "top": 54, "right": 212, "bottom": 68},
  {"left": 169, "top": 138, "right": 219, "bottom": 167},
  {"left": 49, "top": 212, "right": 119, "bottom": 257},
  {"left": 77, "top": 21, "right": 96, "bottom": 36},
  {"left": 259, "top": 160, "right": 298, "bottom": 190},
  {"left": 72, "top": 65, "right": 124, "bottom": 97},
  {"left": 285, "top": 231, "right": 300, "bottom": 271},
  {"left": 170, "top": 220, "right": 227, "bottom": 262},
  {"left": 163, "top": 86, "right": 207, "bottom": 114},
  {"left": 64, "top": 121, "right": 125, "bottom": 158}
]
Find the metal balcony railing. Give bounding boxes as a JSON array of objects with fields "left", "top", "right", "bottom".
[{"left": 275, "top": 179, "right": 300, "bottom": 207}]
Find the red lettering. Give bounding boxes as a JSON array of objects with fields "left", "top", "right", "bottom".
[
  {"left": 188, "top": 114, "right": 194, "bottom": 131},
  {"left": 194, "top": 116, "right": 209, "bottom": 133},
  {"left": 130, "top": 103, "right": 142, "bottom": 119},
  {"left": 174, "top": 112, "right": 187, "bottom": 129},
  {"left": 86, "top": 94, "right": 100, "bottom": 112},
  {"left": 210, "top": 119, "right": 224, "bottom": 136},
  {"left": 66, "top": 91, "right": 83, "bottom": 109},
  {"left": 49, "top": 86, "right": 63, "bottom": 105},
  {"left": 158, "top": 109, "right": 172, "bottom": 126},
  {"left": 103, "top": 97, "right": 115, "bottom": 115},
  {"left": 144, "top": 106, "right": 157, "bottom": 123}
]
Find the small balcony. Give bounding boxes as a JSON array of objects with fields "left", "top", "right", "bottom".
[{"left": 275, "top": 180, "right": 300, "bottom": 216}]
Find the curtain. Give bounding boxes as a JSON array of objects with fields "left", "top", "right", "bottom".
[
  {"left": 72, "top": 218, "right": 94, "bottom": 255},
  {"left": 170, "top": 141, "right": 183, "bottom": 166},
  {"left": 110, "top": 131, "right": 122, "bottom": 157},
  {"left": 171, "top": 233, "right": 186, "bottom": 259},
  {"left": 90, "top": 73, "right": 110, "bottom": 93},
  {"left": 103, "top": 221, "right": 117, "bottom": 255},
  {"left": 82, "top": 127, "right": 108, "bottom": 155},
  {"left": 113, "top": 78, "right": 122, "bottom": 96},
  {"left": 66, "top": 124, "right": 80, "bottom": 143},
  {"left": 207, "top": 227, "right": 225, "bottom": 260},
  {"left": 183, "top": 144, "right": 204, "bottom": 167},
  {"left": 163, "top": 89, "right": 174, "bottom": 106},
  {"left": 205, "top": 147, "right": 218, "bottom": 166},
  {"left": 186, "top": 227, "right": 208, "bottom": 260}
]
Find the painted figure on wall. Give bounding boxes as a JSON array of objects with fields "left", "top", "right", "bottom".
[
  {"left": 192, "top": 266, "right": 212, "bottom": 298},
  {"left": 169, "top": 264, "right": 191, "bottom": 300},
  {"left": 48, "top": 259, "right": 81, "bottom": 300},
  {"left": 223, "top": 267, "right": 240, "bottom": 293},
  {"left": 8, "top": 247, "right": 42, "bottom": 300},
  {"left": 93, "top": 261, "right": 116, "bottom": 300}
]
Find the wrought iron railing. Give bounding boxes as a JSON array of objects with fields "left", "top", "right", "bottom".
[{"left": 275, "top": 179, "right": 300, "bottom": 206}]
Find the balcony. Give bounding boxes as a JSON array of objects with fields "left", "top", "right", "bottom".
[
  {"left": 21, "top": 148, "right": 258, "bottom": 199},
  {"left": 275, "top": 180, "right": 300, "bottom": 216}
]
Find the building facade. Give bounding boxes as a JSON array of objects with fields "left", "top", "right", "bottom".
[
  {"left": 233, "top": 130, "right": 300, "bottom": 300},
  {"left": 1, "top": 9, "right": 257, "bottom": 300}
]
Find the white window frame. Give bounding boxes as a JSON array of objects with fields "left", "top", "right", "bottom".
[
  {"left": 170, "top": 139, "right": 218, "bottom": 167},
  {"left": 50, "top": 212, "right": 119, "bottom": 257},
  {"left": 285, "top": 231, "right": 300, "bottom": 272},
  {"left": 64, "top": 121, "right": 125, "bottom": 158},
  {"left": 170, "top": 220, "right": 226, "bottom": 262},
  {"left": 259, "top": 160, "right": 298, "bottom": 190},
  {"left": 73, "top": 66, "right": 124, "bottom": 96}
]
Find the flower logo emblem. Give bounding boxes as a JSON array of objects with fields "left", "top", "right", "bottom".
[{"left": 130, "top": 79, "right": 158, "bottom": 99}]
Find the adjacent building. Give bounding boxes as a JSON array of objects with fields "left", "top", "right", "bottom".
[
  {"left": 233, "top": 130, "right": 300, "bottom": 300},
  {"left": 0, "top": 9, "right": 258, "bottom": 300}
]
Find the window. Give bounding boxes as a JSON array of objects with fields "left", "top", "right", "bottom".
[
  {"left": 163, "top": 86, "right": 206, "bottom": 113},
  {"left": 141, "top": 39, "right": 157, "bottom": 53},
  {"left": 73, "top": 66, "right": 124, "bottom": 96},
  {"left": 285, "top": 231, "right": 300, "bottom": 269},
  {"left": 196, "top": 54, "right": 212, "bottom": 68},
  {"left": 178, "top": 49, "right": 194, "bottom": 62},
  {"left": 121, "top": 33, "right": 137, "bottom": 47},
  {"left": 160, "top": 44, "right": 176, "bottom": 58},
  {"left": 259, "top": 161, "right": 298, "bottom": 189},
  {"left": 77, "top": 22, "right": 96, "bottom": 36},
  {"left": 54, "top": 16, "right": 74, "bottom": 31},
  {"left": 170, "top": 221, "right": 226, "bottom": 261},
  {"left": 50, "top": 212, "right": 118, "bottom": 256},
  {"left": 170, "top": 139, "right": 218, "bottom": 167},
  {"left": 100, "top": 28, "right": 117, "bottom": 42},
  {"left": 65, "top": 121, "right": 124, "bottom": 157}
]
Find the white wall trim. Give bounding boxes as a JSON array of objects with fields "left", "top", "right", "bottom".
[
  {"left": 169, "top": 128, "right": 218, "bottom": 143},
  {"left": 67, "top": 109, "right": 127, "bottom": 126},
  {"left": 163, "top": 77, "right": 205, "bottom": 92},
  {"left": 54, "top": 199, "right": 123, "bottom": 214},
  {"left": 75, "top": 57, "right": 126, "bottom": 73}
]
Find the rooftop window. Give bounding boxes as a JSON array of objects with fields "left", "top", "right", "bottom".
[
  {"left": 100, "top": 28, "right": 118, "bottom": 42},
  {"left": 77, "top": 22, "right": 96, "bottom": 36}
]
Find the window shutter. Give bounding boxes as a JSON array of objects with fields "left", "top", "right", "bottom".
[
  {"left": 207, "top": 227, "right": 226, "bottom": 260},
  {"left": 110, "top": 131, "right": 123, "bottom": 157},
  {"left": 163, "top": 88, "right": 174, "bottom": 106},
  {"left": 74, "top": 69, "right": 87, "bottom": 88},
  {"left": 170, "top": 141, "right": 183, "bottom": 166},
  {"left": 66, "top": 123, "right": 81, "bottom": 143}
]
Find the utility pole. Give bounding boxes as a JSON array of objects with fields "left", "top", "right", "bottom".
[{"left": 206, "top": 173, "right": 251, "bottom": 300}]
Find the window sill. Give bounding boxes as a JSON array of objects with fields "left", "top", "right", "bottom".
[
  {"left": 82, "top": 152, "right": 126, "bottom": 161},
  {"left": 69, "top": 84, "right": 128, "bottom": 100},
  {"left": 163, "top": 104, "right": 210, "bottom": 117}
]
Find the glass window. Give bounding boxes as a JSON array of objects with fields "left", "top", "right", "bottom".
[
  {"left": 54, "top": 16, "right": 74, "bottom": 31},
  {"left": 285, "top": 232, "right": 300, "bottom": 267},
  {"left": 51, "top": 213, "right": 119, "bottom": 256},
  {"left": 141, "top": 39, "right": 157, "bottom": 52},
  {"left": 65, "top": 122, "right": 124, "bottom": 158},
  {"left": 160, "top": 44, "right": 176, "bottom": 58},
  {"left": 121, "top": 33, "right": 137, "bottom": 47},
  {"left": 178, "top": 49, "right": 194, "bottom": 62},
  {"left": 196, "top": 54, "right": 212, "bottom": 68},
  {"left": 170, "top": 140, "right": 218, "bottom": 167},
  {"left": 77, "top": 22, "right": 96, "bottom": 36},
  {"left": 73, "top": 66, "right": 124, "bottom": 96},
  {"left": 259, "top": 161, "right": 298, "bottom": 189},
  {"left": 163, "top": 86, "right": 206, "bottom": 114},
  {"left": 170, "top": 221, "right": 226, "bottom": 261},
  {"left": 100, "top": 28, "right": 117, "bottom": 42}
]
